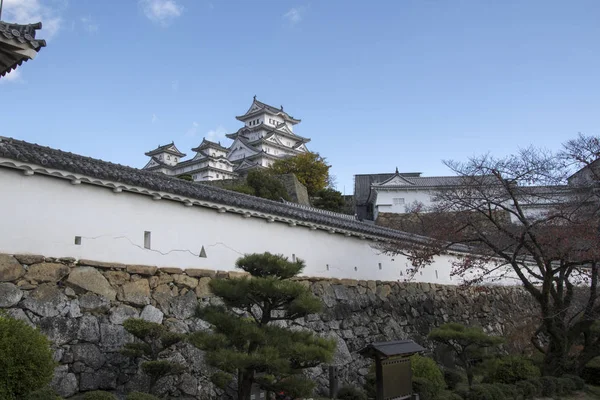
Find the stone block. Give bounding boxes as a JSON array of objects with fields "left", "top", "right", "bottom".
[
  {"left": 100, "top": 323, "right": 134, "bottom": 352},
  {"left": 158, "top": 273, "right": 174, "bottom": 284},
  {"left": 127, "top": 264, "right": 158, "bottom": 276},
  {"left": 169, "top": 290, "right": 197, "bottom": 319},
  {"left": 195, "top": 277, "right": 213, "bottom": 298},
  {"left": 119, "top": 279, "right": 150, "bottom": 306},
  {"left": 140, "top": 304, "right": 164, "bottom": 324},
  {"left": 78, "top": 315, "right": 100, "bottom": 343},
  {"left": 173, "top": 274, "right": 198, "bottom": 289},
  {"left": 160, "top": 267, "right": 183, "bottom": 274},
  {"left": 72, "top": 343, "right": 106, "bottom": 370},
  {"left": 0, "top": 282, "right": 22, "bottom": 307},
  {"left": 40, "top": 317, "right": 79, "bottom": 346},
  {"left": 79, "top": 293, "right": 110, "bottom": 312},
  {"left": 22, "top": 283, "right": 69, "bottom": 317},
  {"left": 0, "top": 254, "right": 25, "bottom": 282},
  {"left": 67, "top": 267, "right": 117, "bottom": 300},
  {"left": 109, "top": 305, "right": 140, "bottom": 325},
  {"left": 14, "top": 254, "right": 45, "bottom": 265},
  {"left": 104, "top": 270, "right": 130, "bottom": 286},
  {"left": 78, "top": 259, "right": 126, "bottom": 269},
  {"left": 185, "top": 268, "right": 216, "bottom": 278},
  {"left": 25, "top": 262, "right": 70, "bottom": 283}
]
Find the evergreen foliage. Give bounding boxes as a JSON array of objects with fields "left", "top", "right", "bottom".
[
  {"left": 177, "top": 174, "right": 193, "bottom": 181},
  {"left": 429, "top": 323, "right": 502, "bottom": 388},
  {"left": 410, "top": 354, "right": 445, "bottom": 394},
  {"left": 25, "top": 387, "right": 62, "bottom": 400},
  {"left": 443, "top": 368, "right": 465, "bottom": 390},
  {"left": 270, "top": 152, "right": 331, "bottom": 196},
  {"left": 0, "top": 314, "right": 56, "bottom": 399},
  {"left": 336, "top": 385, "right": 367, "bottom": 400},
  {"left": 121, "top": 319, "right": 185, "bottom": 394},
  {"left": 234, "top": 169, "right": 290, "bottom": 201},
  {"left": 188, "top": 252, "right": 336, "bottom": 400},
  {"left": 312, "top": 188, "right": 345, "bottom": 213},
  {"left": 483, "top": 355, "right": 540, "bottom": 384}
]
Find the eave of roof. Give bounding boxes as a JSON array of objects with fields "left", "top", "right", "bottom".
[
  {"left": 0, "top": 137, "right": 459, "bottom": 246},
  {"left": 145, "top": 142, "right": 186, "bottom": 157},
  {"left": 226, "top": 123, "right": 310, "bottom": 143},
  {"left": 191, "top": 139, "right": 228, "bottom": 152},
  {"left": 0, "top": 21, "right": 46, "bottom": 78},
  {"left": 235, "top": 99, "right": 301, "bottom": 124}
]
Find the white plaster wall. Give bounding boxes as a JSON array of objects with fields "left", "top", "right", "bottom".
[
  {"left": 0, "top": 167, "right": 474, "bottom": 285},
  {"left": 375, "top": 190, "right": 434, "bottom": 215}
]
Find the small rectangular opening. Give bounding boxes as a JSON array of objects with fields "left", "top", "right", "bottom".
[
  {"left": 378, "top": 262, "right": 382, "bottom": 270},
  {"left": 435, "top": 270, "right": 439, "bottom": 279},
  {"left": 144, "top": 231, "right": 151, "bottom": 249},
  {"left": 74, "top": 236, "right": 82, "bottom": 245},
  {"left": 292, "top": 254, "right": 296, "bottom": 262}
]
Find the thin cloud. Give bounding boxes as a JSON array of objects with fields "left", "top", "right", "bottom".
[
  {"left": 186, "top": 121, "right": 200, "bottom": 137},
  {"left": 139, "top": 0, "right": 183, "bottom": 26},
  {"left": 80, "top": 16, "right": 99, "bottom": 33},
  {"left": 3, "top": 0, "right": 64, "bottom": 39},
  {"left": 206, "top": 125, "right": 227, "bottom": 142},
  {"left": 0, "top": 69, "right": 22, "bottom": 84},
  {"left": 283, "top": 7, "right": 303, "bottom": 26}
]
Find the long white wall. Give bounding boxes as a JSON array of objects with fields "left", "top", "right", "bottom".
[{"left": 0, "top": 166, "right": 499, "bottom": 285}]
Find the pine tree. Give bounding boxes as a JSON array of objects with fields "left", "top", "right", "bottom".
[
  {"left": 121, "top": 319, "right": 186, "bottom": 395},
  {"left": 189, "top": 252, "right": 336, "bottom": 400}
]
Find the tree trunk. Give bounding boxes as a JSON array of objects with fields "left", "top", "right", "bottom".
[
  {"left": 542, "top": 331, "right": 570, "bottom": 376},
  {"left": 238, "top": 370, "right": 254, "bottom": 400}
]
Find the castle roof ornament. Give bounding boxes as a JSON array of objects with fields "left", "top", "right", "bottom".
[
  {"left": 395, "top": 167, "right": 399, "bottom": 174},
  {"left": 253, "top": 95, "right": 256, "bottom": 101}
]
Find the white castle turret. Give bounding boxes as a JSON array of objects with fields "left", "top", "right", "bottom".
[{"left": 142, "top": 97, "right": 311, "bottom": 182}]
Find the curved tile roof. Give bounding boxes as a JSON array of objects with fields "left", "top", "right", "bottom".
[
  {"left": 0, "top": 137, "right": 433, "bottom": 244},
  {"left": 0, "top": 21, "right": 46, "bottom": 77}
]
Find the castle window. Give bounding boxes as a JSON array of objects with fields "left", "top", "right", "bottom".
[
  {"left": 74, "top": 236, "right": 82, "bottom": 245},
  {"left": 144, "top": 231, "right": 151, "bottom": 249},
  {"left": 167, "top": 155, "right": 171, "bottom": 160},
  {"left": 393, "top": 198, "right": 405, "bottom": 205}
]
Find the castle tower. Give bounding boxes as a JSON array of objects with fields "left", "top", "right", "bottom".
[{"left": 225, "top": 97, "right": 311, "bottom": 174}]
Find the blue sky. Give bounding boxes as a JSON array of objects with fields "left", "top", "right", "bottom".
[{"left": 2, "top": 0, "right": 600, "bottom": 194}]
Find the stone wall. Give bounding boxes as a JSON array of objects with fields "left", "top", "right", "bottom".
[
  {"left": 200, "top": 173, "right": 311, "bottom": 206},
  {"left": 0, "top": 253, "right": 537, "bottom": 399}
]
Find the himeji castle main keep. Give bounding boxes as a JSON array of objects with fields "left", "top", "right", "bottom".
[{"left": 143, "top": 97, "right": 311, "bottom": 181}]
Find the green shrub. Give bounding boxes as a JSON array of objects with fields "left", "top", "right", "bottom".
[
  {"left": 538, "top": 376, "right": 558, "bottom": 397},
  {"left": 558, "top": 376, "right": 576, "bottom": 395},
  {"left": 83, "top": 391, "right": 117, "bottom": 400},
  {"left": 336, "top": 385, "right": 367, "bottom": 400},
  {"left": 467, "top": 385, "right": 496, "bottom": 400},
  {"left": 25, "top": 387, "right": 62, "bottom": 400},
  {"left": 582, "top": 356, "right": 600, "bottom": 385},
  {"left": 411, "top": 354, "right": 445, "bottom": 395},
  {"left": 496, "top": 383, "right": 521, "bottom": 400},
  {"left": 0, "top": 314, "right": 56, "bottom": 399},
  {"left": 484, "top": 384, "right": 507, "bottom": 400},
  {"left": 515, "top": 380, "right": 538, "bottom": 399},
  {"left": 453, "top": 384, "right": 470, "bottom": 399},
  {"left": 412, "top": 377, "right": 438, "bottom": 400},
  {"left": 444, "top": 369, "right": 465, "bottom": 390},
  {"left": 438, "top": 390, "right": 464, "bottom": 400},
  {"left": 483, "top": 356, "right": 540, "bottom": 384},
  {"left": 126, "top": 392, "right": 160, "bottom": 400},
  {"left": 563, "top": 374, "right": 585, "bottom": 390}
]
